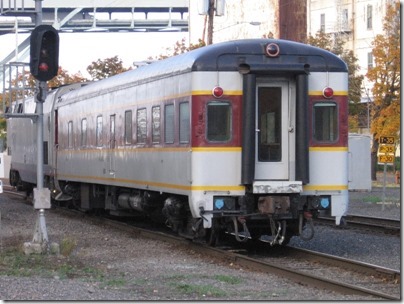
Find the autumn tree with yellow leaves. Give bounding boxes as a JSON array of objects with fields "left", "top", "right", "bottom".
[{"left": 366, "top": 1, "right": 400, "bottom": 179}]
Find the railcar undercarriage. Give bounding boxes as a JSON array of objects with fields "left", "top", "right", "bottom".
[
  {"left": 12, "top": 173, "right": 317, "bottom": 247},
  {"left": 198, "top": 194, "right": 316, "bottom": 246}
]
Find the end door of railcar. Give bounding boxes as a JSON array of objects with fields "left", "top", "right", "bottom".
[{"left": 254, "top": 79, "right": 295, "bottom": 180}]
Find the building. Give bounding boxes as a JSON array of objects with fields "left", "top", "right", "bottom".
[
  {"left": 307, "top": 0, "right": 393, "bottom": 134},
  {"left": 189, "top": 0, "right": 278, "bottom": 44}
]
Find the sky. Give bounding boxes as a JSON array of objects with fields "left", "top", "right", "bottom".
[{"left": 0, "top": 31, "right": 188, "bottom": 78}]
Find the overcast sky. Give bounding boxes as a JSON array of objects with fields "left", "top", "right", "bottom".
[{"left": 0, "top": 31, "right": 188, "bottom": 78}]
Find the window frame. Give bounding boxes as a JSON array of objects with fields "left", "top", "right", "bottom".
[
  {"left": 320, "top": 13, "right": 325, "bottom": 32},
  {"left": 312, "top": 101, "right": 339, "bottom": 143},
  {"left": 68, "top": 120, "right": 73, "bottom": 148},
  {"left": 124, "top": 110, "right": 133, "bottom": 145},
  {"left": 206, "top": 101, "right": 232, "bottom": 143},
  {"left": 96, "top": 115, "right": 103, "bottom": 147},
  {"left": 367, "top": 4, "right": 373, "bottom": 30},
  {"left": 136, "top": 108, "right": 147, "bottom": 144},
  {"left": 367, "top": 52, "right": 373, "bottom": 70},
  {"left": 81, "top": 118, "right": 87, "bottom": 147},
  {"left": 179, "top": 102, "right": 190, "bottom": 144},
  {"left": 164, "top": 104, "right": 175, "bottom": 144},
  {"left": 152, "top": 106, "right": 161, "bottom": 144}
]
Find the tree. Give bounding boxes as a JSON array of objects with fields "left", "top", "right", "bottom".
[
  {"left": 49, "top": 67, "right": 87, "bottom": 88},
  {"left": 307, "top": 31, "right": 364, "bottom": 131},
  {"left": 153, "top": 38, "right": 206, "bottom": 60},
  {"left": 86, "top": 55, "right": 131, "bottom": 81},
  {"left": 366, "top": 1, "right": 400, "bottom": 179}
]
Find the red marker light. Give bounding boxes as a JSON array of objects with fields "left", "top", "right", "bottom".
[
  {"left": 38, "top": 62, "right": 49, "bottom": 72},
  {"left": 322, "top": 87, "right": 334, "bottom": 98},
  {"left": 212, "top": 86, "right": 224, "bottom": 98},
  {"left": 265, "top": 43, "right": 280, "bottom": 57}
]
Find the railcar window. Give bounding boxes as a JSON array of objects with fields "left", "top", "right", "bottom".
[
  {"left": 313, "top": 102, "right": 338, "bottom": 142},
  {"left": 81, "top": 118, "right": 87, "bottom": 147},
  {"left": 165, "top": 104, "right": 175, "bottom": 144},
  {"left": 124, "top": 110, "right": 132, "bottom": 145},
  {"left": 207, "top": 102, "right": 231, "bottom": 142},
  {"left": 137, "top": 108, "right": 147, "bottom": 144},
  {"left": 179, "top": 102, "right": 190, "bottom": 143},
  {"left": 68, "top": 121, "right": 73, "bottom": 148},
  {"left": 96, "top": 115, "right": 103, "bottom": 146},
  {"left": 258, "top": 87, "right": 282, "bottom": 162},
  {"left": 152, "top": 106, "right": 161, "bottom": 143}
]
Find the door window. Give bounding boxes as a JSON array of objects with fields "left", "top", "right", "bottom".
[{"left": 258, "top": 87, "right": 282, "bottom": 162}]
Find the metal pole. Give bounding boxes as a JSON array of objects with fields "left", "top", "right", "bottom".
[
  {"left": 31, "top": 0, "right": 50, "bottom": 252},
  {"left": 382, "top": 163, "right": 386, "bottom": 211},
  {"left": 34, "top": 0, "right": 42, "bottom": 26}
]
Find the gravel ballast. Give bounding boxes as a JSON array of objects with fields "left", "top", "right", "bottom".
[{"left": 0, "top": 182, "right": 400, "bottom": 301}]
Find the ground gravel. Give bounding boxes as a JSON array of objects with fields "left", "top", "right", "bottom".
[
  {"left": 0, "top": 176, "right": 400, "bottom": 301},
  {"left": 290, "top": 184, "right": 401, "bottom": 270}
]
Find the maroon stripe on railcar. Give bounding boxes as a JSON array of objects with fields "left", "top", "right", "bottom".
[
  {"left": 191, "top": 94, "right": 242, "bottom": 148},
  {"left": 308, "top": 95, "right": 348, "bottom": 148}
]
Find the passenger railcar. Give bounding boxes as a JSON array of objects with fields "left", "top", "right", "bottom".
[{"left": 8, "top": 39, "right": 349, "bottom": 245}]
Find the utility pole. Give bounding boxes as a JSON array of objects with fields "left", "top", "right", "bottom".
[{"left": 207, "top": 0, "right": 215, "bottom": 45}]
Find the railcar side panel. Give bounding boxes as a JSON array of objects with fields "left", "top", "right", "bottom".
[
  {"left": 56, "top": 73, "right": 193, "bottom": 197},
  {"left": 304, "top": 71, "right": 349, "bottom": 224}
]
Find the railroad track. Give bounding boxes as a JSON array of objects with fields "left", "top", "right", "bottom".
[
  {"left": 52, "top": 206, "right": 401, "bottom": 300},
  {"left": 317, "top": 214, "right": 401, "bottom": 235},
  {"left": 2, "top": 188, "right": 400, "bottom": 300},
  {"left": 245, "top": 245, "right": 400, "bottom": 300}
]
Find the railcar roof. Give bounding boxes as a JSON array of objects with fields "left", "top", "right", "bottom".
[{"left": 59, "top": 39, "right": 347, "bottom": 103}]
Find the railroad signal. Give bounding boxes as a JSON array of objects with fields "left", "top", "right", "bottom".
[{"left": 30, "top": 25, "right": 59, "bottom": 82}]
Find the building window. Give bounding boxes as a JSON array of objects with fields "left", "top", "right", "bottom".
[
  {"left": 81, "top": 118, "right": 87, "bottom": 147},
  {"left": 179, "top": 102, "right": 190, "bottom": 143},
  {"left": 137, "top": 108, "right": 147, "bottom": 144},
  {"left": 367, "top": 52, "right": 373, "bottom": 70},
  {"left": 96, "top": 115, "right": 103, "bottom": 146},
  {"left": 152, "top": 106, "right": 161, "bottom": 143},
  {"left": 206, "top": 102, "right": 231, "bottom": 142},
  {"left": 342, "top": 9, "right": 349, "bottom": 31},
  {"left": 165, "top": 104, "right": 175, "bottom": 144},
  {"left": 68, "top": 121, "right": 73, "bottom": 148},
  {"left": 313, "top": 102, "right": 338, "bottom": 142},
  {"left": 320, "top": 13, "right": 325, "bottom": 32},
  {"left": 367, "top": 5, "right": 372, "bottom": 30},
  {"left": 124, "top": 110, "right": 132, "bottom": 145}
]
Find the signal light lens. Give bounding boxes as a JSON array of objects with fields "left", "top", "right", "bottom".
[
  {"left": 212, "top": 86, "right": 224, "bottom": 98},
  {"left": 38, "top": 63, "right": 49, "bottom": 72},
  {"left": 322, "top": 87, "right": 334, "bottom": 98}
]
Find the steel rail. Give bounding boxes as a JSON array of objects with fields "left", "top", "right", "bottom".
[
  {"left": 287, "top": 246, "right": 400, "bottom": 281},
  {"left": 317, "top": 215, "right": 400, "bottom": 235}
]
